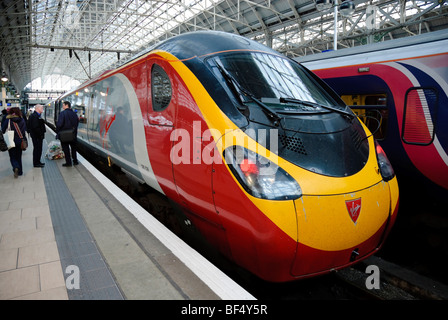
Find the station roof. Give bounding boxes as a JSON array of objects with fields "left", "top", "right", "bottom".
[{"left": 1, "top": 0, "right": 447, "bottom": 95}]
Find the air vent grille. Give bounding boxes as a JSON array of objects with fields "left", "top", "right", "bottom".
[{"left": 279, "top": 134, "right": 307, "bottom": 155}]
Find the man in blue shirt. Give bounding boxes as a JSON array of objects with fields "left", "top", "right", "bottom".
[{"left": 28, "top": 104, "right": 46, "bottom": 167}]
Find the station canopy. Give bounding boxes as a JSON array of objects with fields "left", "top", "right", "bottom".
[{"left": 1, "top": 0, "right": 447, "bottom": 94}]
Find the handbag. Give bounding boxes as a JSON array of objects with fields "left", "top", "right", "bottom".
[
  {"left": 13, "top": 121, "right": 27, "bottom": 151},
  {"left": 0, "top": 132, "right": 8, "bottom": 151},
  {"left": 21, "top": 139, "right": 28, "bottom": 150},
  {"left": 58, "top": 111, "right": 76, "bottom": 143},
  {"left": 4, "top": 120, "right": 15, "bottom": 149},
  {"left": 58, "top": 128, "right": 75, "bottom": 143}
]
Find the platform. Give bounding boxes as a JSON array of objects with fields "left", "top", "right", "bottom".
[{"left": 0, "top": 130, "right": 254, "bottom": 300}]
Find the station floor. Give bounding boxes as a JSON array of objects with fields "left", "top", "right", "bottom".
[{"left": 0, "top": 130, "right": 254, "bottom": 300}]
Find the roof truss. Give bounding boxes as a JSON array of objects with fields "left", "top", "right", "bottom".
[{"left": 0, "top": 0, "right": 447, "bottom": 94}]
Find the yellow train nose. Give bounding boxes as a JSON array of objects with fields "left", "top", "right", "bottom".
[
  {"left": 291, "top": 180, "right": 396, "bottom": 277},
  {"left": 295, "top": 181, "right": 391, "bottom": 251}
]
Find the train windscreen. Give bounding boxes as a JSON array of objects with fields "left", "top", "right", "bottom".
[{"left": 209, "top": 52, "right": 345, "bottom": 113}]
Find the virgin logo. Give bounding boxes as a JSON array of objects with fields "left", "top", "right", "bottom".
[{"left": 346, "top": 198, "right": 362, "bottom": 224}]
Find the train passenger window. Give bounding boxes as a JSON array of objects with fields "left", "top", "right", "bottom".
[
  {"left": 342, "top": 94, "right": 388, "bottom": 140},
  {"left": 402, "top": 87, "right": 437, "bottom": 145},
  {"left": 151, "top": 64, "right": 172, "bottom": 111}
]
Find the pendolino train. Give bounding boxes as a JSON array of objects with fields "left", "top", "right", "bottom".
[
  {"left": 297, "top": 30, "right": 448, "bottom": 194},
  {"left": 45, "top": 31, "right": 399, "bottom": 282}
]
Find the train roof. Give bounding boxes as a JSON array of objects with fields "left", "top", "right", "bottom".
[
  {"left": 296, "top": 29, "right": 448, "bottom": 67},
  {"left": 58, "top": 31, "right": 281, "bottom": 99},
  {"left": 131, "top": 30, "right": 280, "bottom": 62}
]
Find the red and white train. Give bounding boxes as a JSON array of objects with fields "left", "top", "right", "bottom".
[{"left": 45, "top": 31, "right": 399, "bottom": 282}]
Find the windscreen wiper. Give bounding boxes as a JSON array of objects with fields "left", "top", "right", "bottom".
[
  {"left": 279, "top": 97, "right": 354, "bottom": 119},
  {"left": 216, "top": 62, "right": 283, "bottom": 124},
  {"left": 216, "top": 62, "right": 246, "bottom": 107}
]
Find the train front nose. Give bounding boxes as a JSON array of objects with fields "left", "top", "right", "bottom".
[
  {"left": 291, "top": 181, "right": 394, "bottom": 277},
  {"left": 219, "top": 130, "right": 399, "bottom": 281}
]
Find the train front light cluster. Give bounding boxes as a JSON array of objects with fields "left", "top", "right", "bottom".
[
  {"left": 375, "top": 141, "right": 395, "bottom": 182},
  {"left": 224, "top": 146, "right": 302, "bottom": 200}
]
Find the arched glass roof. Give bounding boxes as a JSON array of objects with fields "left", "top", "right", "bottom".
[
  {"left": 25, "top": 74, "right": 81, "bottom": 91},
  {"left": 1, "top": 0, "right": 447, "bottom": 95}
]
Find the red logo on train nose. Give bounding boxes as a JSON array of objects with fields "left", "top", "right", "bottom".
[{"left": 346, "top": 198, "right": 362, "bottom": 224}]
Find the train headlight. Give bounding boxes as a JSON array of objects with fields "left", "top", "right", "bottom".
[
  {"left": 224, "top": 146, "right": 302, "bottom": 200},
  {"left": 375, "top": 141, "right": 395, "bottom": 182}
]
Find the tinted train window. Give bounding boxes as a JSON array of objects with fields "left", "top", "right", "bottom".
[
  {"left": 209, "top": 52, "right": 342, "bottom": 110},
  {"left": 402, "top": 87, "right": 437, "bottom": 145},
  {"left": 151, "top": 64, "right": 172, "bottom": 111}
]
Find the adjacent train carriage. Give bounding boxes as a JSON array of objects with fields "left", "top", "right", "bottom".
[{"left": 297, "top": 30, "right": 448, "bottom": 192}]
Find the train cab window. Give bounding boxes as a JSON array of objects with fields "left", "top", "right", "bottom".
[
  {"left": 342, "top": 94, "right": 388, "bottom": 140},
  {"left": 151, "top": 64, "right": 172, "bottom": 111},
  {"left": 402, "top": 87, "right": 437, "bottom": 145}
]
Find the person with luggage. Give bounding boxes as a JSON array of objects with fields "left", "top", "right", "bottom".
[
  {"left": 28, "top": 104, "right": 46, "bottom": 167},
  {"left": 1, "top": 107, "right": 27, "bottom": 178}
]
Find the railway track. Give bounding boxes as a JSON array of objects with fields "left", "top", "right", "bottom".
[
  {"left": 335, "top": 265, "right": 416, "bottom": 300},
  {"left": 335, "top": 256, "right": 448, "bottom": 300}
]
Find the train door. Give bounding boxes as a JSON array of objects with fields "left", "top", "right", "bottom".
[
  {"left": 169, "top": 73, "right": 229, "bottom": 254},
  {"left": 73, "top": 90, "right": 88, "bottom": 141},
  {"left": 146, "top": 58, "right": 228, "bottom": 253},
  {"left": 86, "top": 85, "right": 96, "bottom": 144},
  {"left": 54, "top": 99, "right": 62, "bottom": 125},
  {"left": 89, "top": 80, "right": 114, "bottom": 150},
  {"left": 145, "top": 59, "right": 178, "bottom": 199}
]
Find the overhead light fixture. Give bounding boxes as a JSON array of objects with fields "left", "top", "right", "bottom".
[
  {"left": 340, "top": 0, "right": 355, "bottom": 17},
  {"left": 316, "top": 0, "right": 333, "bottom": 12},
  {"left": 1, "top": 72, "right": 8, "bottom": 82},
  {"left": 316, "top": 0, "right": 356, "bottom": 50}
]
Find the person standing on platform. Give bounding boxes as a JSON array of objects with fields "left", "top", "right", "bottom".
[
  {"left": 1, "top": 109, "right": 8, "bottom": 127},
  {"left": 28, "top": 104, "right": 46, "bottom": 168},
  {"left": 1, "top": 107, "right": 27, "bottom": 178},
  {"left": 56, "top": 101, "right": 79, "bottom": 167}
]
